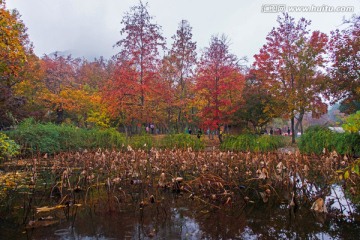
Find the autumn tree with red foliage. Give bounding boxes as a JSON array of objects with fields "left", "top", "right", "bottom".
[
  {"left": 77, "top": 57, "right": 109, "bottom": 90},
  {"left": 195, "top": 35, "right": 244, "bottom": 142},
  {"left": 327, "top": 15, "right": 360, "bottom": 114},
  {"left": 4, "top": 0, "right": 358, "bottom": 140},
  {"left": 161, "top": 20, "right": 197, "bottom": 132},
  {"left": 105, "top": 1, "right": 165, "bottom": 132},
  {"left": 253, "top": 14, "right": 328, "bottom": 143}
]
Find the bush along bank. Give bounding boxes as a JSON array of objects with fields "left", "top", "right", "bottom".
[
  {"left": 298, "top": 126, "right": 360, "bottom": 156},
  {"left": 220, "top": 134, "right": 286, "bottom": 152},
  {"left": 5, "top": 118, "right": 126, "bottom": 155}
]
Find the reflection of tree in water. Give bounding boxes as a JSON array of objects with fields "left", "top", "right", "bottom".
[{"left": 159, "top": 196, "right": 357, "bottom": 239}]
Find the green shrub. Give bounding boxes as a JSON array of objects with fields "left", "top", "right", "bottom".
[
  {"left": 126, "top": 134, "right": 153, "bottom": 150},
  {"left": 342, "top": 110, "right": 360, "bottom": 133},
  {"left": 298, "top": 126, "right": 332, "bottom": 155},
  {"left": 0, "top": 132, "right": 20, "bottom": 160},
  {"left": 220, "top": 134, "right": 285, "bottom": 152},
  {"left": 298, "top": 126, "right": 360, "bottom": 155},
  {"left": 160, "top": 134, "right": 205, "bottom": 150},
  {"left": 6, "top": 118, "right": 125, "bottom": 155}
]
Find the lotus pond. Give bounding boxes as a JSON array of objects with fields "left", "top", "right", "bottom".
[{"left": 0, "top": 149, "right": 359, "bottom": 239}]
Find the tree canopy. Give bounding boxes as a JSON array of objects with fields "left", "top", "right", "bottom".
[{"left": 1, "top": 1, "right": 358, "bottom": 136}]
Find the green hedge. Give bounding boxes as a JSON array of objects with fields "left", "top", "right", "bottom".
[
  {"left": 6, "top": 118, "right": 126, "bottom": 155},
  {"left": 160, "top": 134, "right": 205, "bottom": 150},
  {"left": 220, "top": 134, "right": 286, "bottom": 152},
  {"left": 5, "top": 119, "right": 207, "bottom": 155},
  {"left": 125, "top": 134, "right": 204, "bottom": 150},
  {"left": 298, "top": 126, "right": 360, "bottom": 155}
]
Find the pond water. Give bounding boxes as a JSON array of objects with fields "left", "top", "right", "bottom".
[
  {"left": 2, "top": 189, "right": 359, "bottom": 240},
  {"left": 0, "top": 150, "right": 359, "bottom": 239}
]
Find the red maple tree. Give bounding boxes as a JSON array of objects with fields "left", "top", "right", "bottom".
[
  {"left": 160, "top": 20, "right": 197, "bottom": 132},
  {"left": 105, "top": 1, "right": 165, "bottom": 131},
  {"left": 327, "top": 15, "right": 360, "bottom": 113},
  {"left": 253, "top": 14, "right": 328, "bottom": 143},
  {"left": 195, "top": 35, "right": 244, "bottom": 142}
]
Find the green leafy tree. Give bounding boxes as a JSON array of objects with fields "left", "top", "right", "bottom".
[
  {"left": 236, "top": 69, "right": 276, "bottom": 133},
  {"left": 0, "top": 132, "right": 19, "bottom": 160},
  {"left": 342, "top": 110, "right": 360, "bottom": 133}
]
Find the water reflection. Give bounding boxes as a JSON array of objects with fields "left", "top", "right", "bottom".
[
  {"left": 1, "top": 150, "right": 359, "bottom": 240},
  {"left": 328, "top": 185, "right": 354, "bottom": 217},
  {"left": 21, "top": 190, "right": 359, "bottom": 240}
]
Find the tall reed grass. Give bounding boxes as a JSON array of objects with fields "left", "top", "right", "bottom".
[
  {"left": 298, "top": 126, "right": 360, "bottom": 156},
  {"left": 220, "top": 134, "right": 286, "bottom": 152}
]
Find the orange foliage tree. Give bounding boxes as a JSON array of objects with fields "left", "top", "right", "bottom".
[
  {"left": 104, "top": 1, "right": 165, "bottom": 133},
  {"left": 39, "top": 54, "right": 106, "bottom": 126},
  {"left": 40, "top": 54, "right": 80, "bottom": 123},
  {"left": 13, "top": 53, "right": 47, "bottom": 121},
  {"left": 0, "top": 0, "right": 32, "bottom": 127},
  {"left": 160, "top": 20, "right": 197, "bottom": 132}
]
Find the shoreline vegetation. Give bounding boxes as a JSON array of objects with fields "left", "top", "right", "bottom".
[
  {"left": 1, "top": 120, "right": 359, "bottom": 239},
  {"left": 1, "top": 119, "right": 359, "bottom": 157},
  {"left": 0, "top": 142, "right": 359, "bottom": 238}
]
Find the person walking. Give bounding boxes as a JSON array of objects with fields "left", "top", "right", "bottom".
[{"left": 197, "top": 128, "right": 202, "bottom": 139}]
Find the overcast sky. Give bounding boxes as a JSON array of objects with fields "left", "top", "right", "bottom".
[{"left": 7, "top": 0, "right": 359, "bottom": 63}]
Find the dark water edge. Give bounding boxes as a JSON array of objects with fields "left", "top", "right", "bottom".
[
  {"left": 1, "top": 150, "right": 359, "bottom": 240},
  {"left": 1, "top": 193, "right": 359, "bottom": 240}
]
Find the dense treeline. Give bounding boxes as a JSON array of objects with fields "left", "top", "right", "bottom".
[{"left": 1, "top": 0, "right": 359, "bottom": 142}]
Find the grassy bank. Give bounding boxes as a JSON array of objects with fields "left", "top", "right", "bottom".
[
  {"left": 220, "top": 134, "right": 286, "bottom": 152},
  {"left": 298, "top": 126, "right": 360, "bottom": 156},
  {"left": 4, "top": 119, "right": 204, "bottom": 155}
]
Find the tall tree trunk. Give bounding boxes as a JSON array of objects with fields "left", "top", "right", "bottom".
[
  {"left": 291, "top": 116, "right": 295, "bottom": 144},
  {"left": 123, "top": 124, "right": 128, "bottom": 137},
  {"left": 295, "top": 110, "right": 304, "bottom": 135},
  {"left": 177, "top": 109, "right": 182, "bottom": 133}
]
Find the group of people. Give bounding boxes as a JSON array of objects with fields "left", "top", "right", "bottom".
[
  {"left": 262, "top": 127, "right": 291, "bottom": 136},
  {"left": 186, "top": 128, "right": 203, "bottom": 139},
  {"left": 145, "top": 124, "right": 155, "bottom": 134}
]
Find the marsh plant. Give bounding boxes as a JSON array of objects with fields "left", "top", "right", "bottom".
[
  {"left": 0, "top": 147, "right": 358, "bottom": 238},
  {"left": 220, "top": 134, "right": 286, "bottom": 152}
]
